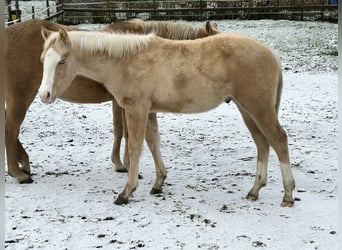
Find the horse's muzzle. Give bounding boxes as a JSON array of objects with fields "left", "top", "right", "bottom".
[{"left": 39, "top": 90, "right": 54, "bottom": 104}]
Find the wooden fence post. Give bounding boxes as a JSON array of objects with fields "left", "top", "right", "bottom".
[
  {"left": 46, "top": 0, "right": 50, "bottom": 18},
  {"left": 55, "top": 0, "right": 64, "bottom": 23},
  {"left": 199, "top": 0, "right": 202, "bottom": 21},
  {"left": 14, "top": 0, "right": 21, "bottom": 22},
  {"left": 7, "top": 5, "right": 12, "bottom": 23},
  {"left": 32, "top": 6, "right": 35, "bottom": 19},
  {"left": 153, "top": 0, "right": 157, "bottom": 19},
  {"left": 107, "top": 0, "right": 111, "bottom": 23}
]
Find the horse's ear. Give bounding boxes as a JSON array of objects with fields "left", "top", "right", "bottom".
[
  {"left": 58, "top": 28, "right": 70, "bottom": 45},
  {"left": 41, "top": 26, "right": 51, "bottom": 41},
  {"left": 205, "top": 20, "right": 218, "bottom": 35},
  {"left": 205, "top": 20, "right": 213, "bottom": 34}
]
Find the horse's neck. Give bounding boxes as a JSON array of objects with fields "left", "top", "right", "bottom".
[{"left": 74, "top": 52, "right": 113, "bottom": 84}]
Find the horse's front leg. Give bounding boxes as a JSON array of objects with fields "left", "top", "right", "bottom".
[
  {"left": 114, "top": 101, "right": 150, "bottom": 205},
  {"left": 5, "top": 101, "right": 33, "bottom": 183}
]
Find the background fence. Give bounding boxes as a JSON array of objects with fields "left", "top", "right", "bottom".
[
  {"left": 5, "top": 0, "right": 62, "bottom": 26},
  {"left": 5, "top": 0, "right": 338, "bottom": 25},
  {"left": 57, "top": 0, "right": 339, "bottom": 23}
]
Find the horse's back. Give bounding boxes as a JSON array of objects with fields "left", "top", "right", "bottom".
[
  {"left": 103, "top": 19, "right": 215, "bottom": 40},
  {"left": 150, "top": 32, "right": 279, "bottom": 78},
  {"left": 5, "top": 19, "right": 69, "bottom": 48},
  {"left": 101, "top": 21, "right": 143, "bottom": 33},
  {"left": 5, "top": 19, "right": 65, "bottom": 74}
]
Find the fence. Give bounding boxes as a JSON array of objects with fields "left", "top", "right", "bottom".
[
  {"left": 5, "top": 0, "right": 64, "bottom": 26},
  {"left": 57, "top": 0, "right": 338, "bottom": 23},
  {"left": 5, "top": 0, "right": 339, "bottom": 26}
]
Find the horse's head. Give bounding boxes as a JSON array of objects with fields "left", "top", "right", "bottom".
[
  {"left": 198, "top": 21, "right": 219, "bottom": 38},
  {"left": 39, "top": 27, "right": 76, "bottom": 104},
  {"left": 208, "top": 21, "right": 220, "bottom": 35}
]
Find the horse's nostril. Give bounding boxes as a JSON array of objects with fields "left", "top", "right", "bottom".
[{"left": 46, "top": 92, "right": 51, "bottom": 99}]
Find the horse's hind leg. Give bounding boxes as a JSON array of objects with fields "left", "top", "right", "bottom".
[
  {"left": 5, "top": 101, "right": 33, "bottom": 183},
  {"left": 237, "top": 107, "right": 270, "bottom": 202},
  {"left": 144, "top": 113, "right": 167, "bottom": 194},
  {"left": 249, "top": 109, "right": 295, "bottom": 207},
  {"left": 111, "top": 100, "right": 127, "bottom": 172}
]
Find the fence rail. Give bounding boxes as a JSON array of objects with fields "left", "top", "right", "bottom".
[
  {"left": 5, "top": 0, "right": 339, "bottom": 25},
  {"left": 59, "top": 0, "right": 338, "bottom": 23},
  {"left": 62, "top": 5, "right": 338, "bottom": 13}
]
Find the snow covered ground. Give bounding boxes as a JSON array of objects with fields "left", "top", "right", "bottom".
[{"left": 5, "top": 20, "right": 338, "bottom": 249}]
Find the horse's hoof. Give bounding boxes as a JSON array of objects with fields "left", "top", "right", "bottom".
[
  {"left": 280, "top": 199, "right": 294, "bottom": 207},
  {"left": 138, "top": 173, "right": 143, "bottom": 180},
  {"left": 246, "top": 193, "right": 258, "bottom": 201},
  {"left": 114, "top": 195, "right": 128, "bottom": 205},
  {"left": 18, "top": 176, "right": 34, "bottom": 184},
  {"left": 115, "top": 167, "right": 128, "bottom": 173},
  {"left": 150, "top": 188, "right": 162, "bottom": 195}
]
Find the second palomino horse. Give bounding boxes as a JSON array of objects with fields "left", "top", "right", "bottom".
[
  {"left": 39, "top": 28, "right": 295, "bottom": 207},
  {"left": 5, "top": 19, "right": 218, "bottom": 183}
]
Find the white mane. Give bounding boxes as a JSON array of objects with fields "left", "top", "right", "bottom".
[
  {"left": 129, "top": 19, "right": 202, "bottom": 40},
  {"left": 49, "top": 31, "right": 156, "bottom": 58}
]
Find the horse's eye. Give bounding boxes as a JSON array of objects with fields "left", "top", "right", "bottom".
[{"left": 59, "top": 59, "right": 65, "bottom": 65}]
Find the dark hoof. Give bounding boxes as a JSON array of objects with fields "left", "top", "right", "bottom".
[
  {"left": 115, "top": 168, "right": 128, "bottom": 173},
  {"left": 114, "top": 195, "right": 128, "bottom": 205},
  {"left": 246, "top": 193, "right": 258, "bottom": 201},
  {"left": 150, "top": 188, "right": 162, "bottom": 195},
  {"left": 19, "top": 177, "right": 34, "bottom": 184},
  {"left": 138, "top": 173, "right": 143, "bottom": 180}
]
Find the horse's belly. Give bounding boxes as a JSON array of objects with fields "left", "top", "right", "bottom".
[
  {"left": 182, "top": 98, "right": 224, "bottom": 113},
  {"left": 151, "top": 95, "right": 224, "bottom": 113}
]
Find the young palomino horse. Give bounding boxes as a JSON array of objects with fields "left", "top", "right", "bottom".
[
  {"left": 39, "top": 28, "right": 295, "bottom": 207},
  {"left": 5, "top": 19, "right": 218, "bottom": 184}
]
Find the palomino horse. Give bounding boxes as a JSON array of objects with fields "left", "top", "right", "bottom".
[
  {"left": 5, "top": 19, "right": 218, "bottom": 183},
  {"left": 38, "top": 28, "right": 295, "bottom": 207}
]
